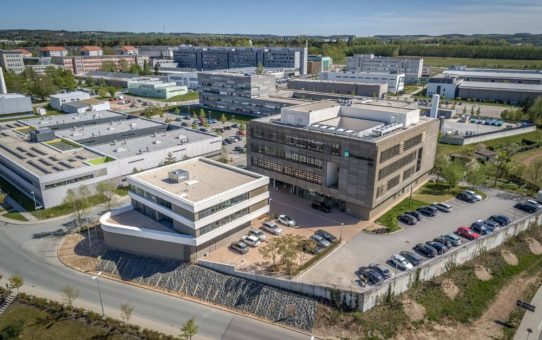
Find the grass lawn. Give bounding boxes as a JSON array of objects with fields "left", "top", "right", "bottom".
[
  {"left": 167, "top": 91, "right": 199, "bottom": 102},
  {"left": 512, "top": 146, "right": 542, "bottom": 166},
  {"left": 376, "top": 197, "right": 427, "bottom": 230},
  {"left": 1, "top": 211, "right": 27, "bottom": 221},
  {"left": 412, "top": 182, "right": 487, "bottom": 203},
  {"left": 423, "top": 56, "right": 542, "bottom": 69}
]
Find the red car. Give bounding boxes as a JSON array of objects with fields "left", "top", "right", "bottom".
[{"left": 456, "top": 226, "right": 480, "bottom": 240}]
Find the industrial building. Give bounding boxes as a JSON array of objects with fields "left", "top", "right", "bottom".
[
  {"left": 346, "top": 54, "right": 424, "bottom": 83},
  {"left": 100, "top": 157, "right": 269, "bottom": 261},
  {"left": 287, "top": 79, "right": 387, "bottom": 98},
  {"left": 0, "top": 110, "right": 222, "bottom": 208},
  {"left": 49, "top": 91, "right": 90, "bottom": 110},
  {"left": 61, "top": 98, "right": 110, "bottom": 114},
  {"left": 320, "top": 71, "right": 405, "bottom": 93},
  {"left": 127, "top": 80, "right": 188, "bottom": 99},
  {"left": 0, "top": 93, "right": 33, "bottom": 115},
  {"left": 247, "top": 101, "right": 439, "bottom": 219},
  {"left": 52, "top": 55, "right": 149, "bottom": 75},
  {"left": 174, "top": 46, "right": 308, "bottom": 74},
  {"left": 0, "top": 49, "right": 25, "bottom": 73}
]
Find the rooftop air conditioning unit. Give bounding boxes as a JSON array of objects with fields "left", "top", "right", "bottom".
[{"left": 168, "top": 169, "right": 189, "bottom": 183}]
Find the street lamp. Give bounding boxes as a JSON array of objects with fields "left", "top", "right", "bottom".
[
  {"left": 92, "top": 271, "right": 105, "bottom": 317},
  {"left": 340, "top": 222, "right": 344, "bottom": 241},
  {"left": 30, "top": 191, "right": 40, "bottom": 218}
]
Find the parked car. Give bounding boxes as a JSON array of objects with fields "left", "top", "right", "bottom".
[
  {"left": 230, "top": 241, "right": 249, "bottom": 254},
  {"left": 414, "top": 243, "right": 438, "bottom": 258},
  {"left": 199, "top": 127, "right": 208, "bottom": 132},
  {"left": 488, "top": 214, "right": 510, "bottom": 226},
  {"left": 223, "top": 125, "right": 232, "bottom": 130},
  {"left": 432, "top": 202, "right": 452, "bottom": 213},
  {"left": 369, "top": 264, "right": 392, "bottom": 279},
  {"left": 234, "top": 146, "right": 244, "bottom": 152},
  {"left": 262, "top": 221, "right": 282, "bottom": 235},
  {"left": 358, "top": 267, "right": 384, "bottom": 285},
  {"left": 248, "top": 229, "right": 266, "bottom": 241},
  {"left": 443, "top": 233, "right": 462, "bottom": 246},
  {"left": 482, "top": 219, "right": 499, "bottom": 230},
  {"left": 390, "top": 254, "right": 414, "bottom": 271},
  {"left": 398, "top": 214, "right": 417, "bottom": 225},
  {"left": 457, "top": 192, "right": 477, "bottom": 203},
  {"left": 310, "top": 234, "right": 331, "bottom": 248},
  {"left": 315, "top": 229, "right": 337, "bottom": 243},
  {"left": 456, "top": 226, "right": 480, "bottom": 240},
  {"left": 232, "top": 123, "right": 239, "bottom": 128},
  {"left": 433, "top": 236, "right": 453, "bottom": 248},
  {"left": 278, "top": 215, "right": 296, "bottom": 227},
  {"left": 514, "top": 202, "right": 539, "bottom": 213},
  {"left": 464, "top": 190, "right": 482, "bottom": 201},
  {"left": 311, "top": 201, "right": 331, "bottom": 213},
  {"left": 426, "top": 241, "right": 448, "bottom": 254},
  {"left": 417, "top": 206, "right": 437, "bottom": 217},
  {"left": 302, "top": 240, "right": 325, "bottom": 255},
  {"left": 242, "top": 234, "right": 261, "bottom": 247},
  {"left": 399, "top": 251, "right": 423, "bottom": 266},
  {"left": 405, "top": 210, "right": 423, "bottom": 221},
  {"left": 470, "top": 221, "right": 493, "bottom": 235}
]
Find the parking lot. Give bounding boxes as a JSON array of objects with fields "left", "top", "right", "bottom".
[
  {"left": 296, "top": 188, "right": 532, "bottom": 291},
  {"left": 442, "top": 118, "right": 520, "bottom": 136}
]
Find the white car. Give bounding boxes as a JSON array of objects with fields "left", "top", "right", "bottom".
[
  {"left": 278, "top": 215, "right": 296, "bottom": 227},
  {"left": 242, "top": 235, "right": 261, "bottom": 247},
  {"left": 464, "top": 190, "right": 482, "bottom": 201},
  {"left": 262, "top": 221, "right": 282, "bottom": 235},
  {"left": 390, "top": 254, "right": 414, "bottom": 271},
  {"left": 248, "top": 229, "right": 266, "bottom": 241}
]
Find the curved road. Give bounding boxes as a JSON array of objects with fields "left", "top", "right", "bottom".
[{"left": 0, "top": 213, "right": 309, "bottom": 340}]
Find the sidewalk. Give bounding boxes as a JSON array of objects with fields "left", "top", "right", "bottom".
[{"left": 514, "top": 285, "right": 542, "bottom": 340}]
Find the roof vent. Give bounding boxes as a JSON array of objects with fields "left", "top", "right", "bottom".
[{"left": 168, "top": 169, "right": 189, "bottom": 183}]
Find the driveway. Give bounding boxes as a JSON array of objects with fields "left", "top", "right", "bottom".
[{"left": 296, "top": 188, "right": 532, "bottom": 291}]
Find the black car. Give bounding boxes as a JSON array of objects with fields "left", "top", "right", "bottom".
[
  {"left": 230, "top": 241, "right": 249, "bottom": 254},
  {"left": 302, "top": 240, "right": 325, "bottom": 255},
  {"left": 398, "top": 214, "right": 417, "bottom": 225},
  {"left": 311, "top": 201, "right": 331, "bottom": 213},
  {"left": 399, "top": 251, "right": 423, "bottom": 266},
  {"left": 414, "top": 243, "right": 437, "bottom": 258},
  {"left": 405, "top": 211, "right": 423, "bottom": 221},
  {"left": 223, "top": 125, "right": 232, "bottom": 130},
  {"left": 315, "top": 229, "right": 337, "bottom": 243},
  {"left": 457, "top": 192, "right": 476, "bottom": 203},
  {"left": 514, "top": 202, "right": 539, "bottom": 213},
  {"left": 369, "top": 264, "right": 392, "bottom": 279},
  {"left": 358, "top": 267, "right": 384, "bottom": 285},
  {"left": 426, "top": 241, "right": 447, "bottom": 254},
  {"left": 433, "top": 236, "right": 453, "bottom": 248},
  {"left": 488, "top": 215, "right": 510, "bottom": 226},
  {"left": 482, "top": 219, "right": 499, "bottom": 230},
  {"left": 417, "top": 206, "right": 437, "bottom": 217},
  {"left": 470, "top": 222, "right": 493, "bottom": 235}
]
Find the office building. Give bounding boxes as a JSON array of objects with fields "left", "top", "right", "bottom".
[
  {"left": 128, "top": 80, "right": 188, "bottom": 99},
  {"left": 138, "top": 46, "right": 174, "bottom": 58},
  {"left": 61, "top": 98, "right": 110, "bottom": 113},
  {"left": 346, "top": 54, "right": 423, "bottom": 83},
  {"left": 247, "top": 101, "right": 439, "bottom": 219},
  {"left": 307, "top": 55, "right": 333, "bottom": 74},
  {"left": 121, "top": 46, "right": 138, "bottom": 55},
  {"left": 287, "top": 79, "right": 387, "bottom": 98},
  {"left": 40, "top": 46, "right": 68, "bottom": 57},
  {"left": 151, "top": 59, "right": 178, "bottom": 69},
  {"left": 321, "top": 71, "right": 405, "bottom": 93},
  {"left": 161, "top": 70, "right": 199, "bottom": 89},
  {"left": 0, "top": 111, "right": 222, "bottom": 208},
  {"left": 100, "top": 157, "right": 269, "bottom": 261},
  {"left": 52, "top": 55, "right": 149, "bottom": 75},
  {"left": 84, "top": 71, "right": 152, "bottom": 87},
  {"left": 0, "top": 50, "right": 25, "bottom": 73},
  {"left": 49, "top": 91, "right": 90, "bottom": 110},
  {"left": 0, "top": 93, "right": 33, "bottom": 115}
]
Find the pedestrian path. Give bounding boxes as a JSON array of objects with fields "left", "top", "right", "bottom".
[{"left": 0, "top": 291, "right": 18, "bottom": 315}]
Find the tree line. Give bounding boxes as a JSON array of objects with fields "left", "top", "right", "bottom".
[{"left": 2, "top": 67, "right": 77, "bottom": 101}]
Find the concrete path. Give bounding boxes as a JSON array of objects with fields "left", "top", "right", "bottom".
[{"left": 514, "top": 285, "right": 542, "bottom": 340}]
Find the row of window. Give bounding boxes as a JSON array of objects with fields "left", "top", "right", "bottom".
[
  {"left": 376, "top": 165, "right": 417, "bottom": 199},
  {"left": 253, "top": 158, "right": 323, "bottom": 185},
  {"left": 379, "top": 134, "right": 423, "bottom": 164},
  {"left": 44, "top": 173, "right": 95, "bottom": 190},
  {"left": 378, "top": 150, "right": 417, "bottom": 181},
  {"left": 197, "top": 207, "right": 251, "bottom": 237},
  {"left": 251, "top": 143, "right": 324, "bottom": 169},
  {"left": 252, "top": 128, "right": 325, "bottom": 153},
  {"left": 198, "top": 193, "right": 249, "bottom": 219}
]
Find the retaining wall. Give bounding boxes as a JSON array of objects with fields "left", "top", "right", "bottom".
[{"left": 439, "top": 124, "right": 536, "bottom": 145}]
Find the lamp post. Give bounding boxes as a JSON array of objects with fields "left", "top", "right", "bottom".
[
  {"left": 30, "top": 191, "right": 40, "bottom": 218},
  {"left": 92, "top": 271, "right": 105, "bottom": 317},
  {"left": 340, "top": 222, "right": 344, "bottom": 241}
]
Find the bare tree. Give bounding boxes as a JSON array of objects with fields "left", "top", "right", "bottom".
[
  {"left": 8, "top": 273, "right": 23, "bottom": 293},
  {"left": 61, "top": 285, "right": 79, "bottom": 310},
  {"left": 96, "top": 180, "right": 117, "bottom": 210},
  {"left": 120, "top": 302, "right": 135, "bottom": 323},
  {"left": 258, "top": 238, "right": 280, "bottom": 266}
]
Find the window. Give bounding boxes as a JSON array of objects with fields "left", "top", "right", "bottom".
[
  {"left": 380, "top": 144, "right": 401, "bottom": 163},
  {"left": 254, "top": 158, "right": 323, "bottom": 185},
  {"left": 404, "top": 134, "right": 422, "bottom": 151},
  {"left": 387, "top": 175, "right": 400, "bottom": 190},
  {"left": 378, "top": 151, "right": 417, "bottom": 180}
]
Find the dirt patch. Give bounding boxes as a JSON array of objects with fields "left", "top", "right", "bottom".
[
  {"left": 441, "top": 278, "right": 460, "bottom": 299},
  {"left": 525, "top": 237, "right": 542, "bottom": 255},
  {"left": 401, "top": 297, "right": 426, "bottom": 322},
  {"left": 474, "top": 265, "right": 492, "bottom": 281},
  {"left": 57, "top": 228, "right": 106, "bottom": 273},
  {"left": 501, "top": 249, "right": 519, "bottom": 266}
]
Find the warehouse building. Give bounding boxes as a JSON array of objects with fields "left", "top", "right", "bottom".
[
  {"left": 287, "top": 79, "right": 387, "bottom": 98},
  {"left": 0, "top": 93, "right": 33, "bottom": 116},
  {"left": 49, "top": 91, "right": 90, "bottom": 110},
  {"left": 60, "top": 98, "right": 111, "bottom": 114}
]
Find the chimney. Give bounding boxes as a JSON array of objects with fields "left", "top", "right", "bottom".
[
  {"left": 0, "top": 68, "right": 7, "bottom": 94},
  {"left": 430, "top": 94, "right": 440, "bottom": 118}
]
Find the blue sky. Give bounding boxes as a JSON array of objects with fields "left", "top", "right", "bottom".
[{"left": 1, "top": 0, "right": 541, "bottom": 35}]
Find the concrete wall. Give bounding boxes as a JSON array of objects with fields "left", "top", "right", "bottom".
[{"left": 440, "top": 124, "right": 537, "bottom": 145}]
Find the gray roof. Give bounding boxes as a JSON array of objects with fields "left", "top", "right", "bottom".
[
  {"left": 458, "top": 81, "right": 542, "bottom": 92},
  {"left": 22, "top": 110, "right": 124, "bottom": 129},
  {"left": 444, "top": 70, "right": 542, "bottom": 81},
  {"left": 54, "top": 118, "right": 163, "bottom": 141}
]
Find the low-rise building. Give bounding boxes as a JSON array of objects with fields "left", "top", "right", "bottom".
[
  {"left": 53, "top": 55, "right": 149, "bottom": 75},
  {"left": 346, "top": 54, "right": 423, "bottom": 83},
  {"left": 40, "top": 46, "right": 68, "bottom": 58},
  {"left": 80, "top": 46, "right": 103, "bottom": 56},
  {"left": 128, "top": 80, "right": 188, "bottom": 99},
  {"left": 0, "top": 93, "right": 33, "bottom": 115},
  {"left": 120, "top": 46, "right": 138, "bottom": 56},
  {"left": 49, "top": 91, "right": 90, "bottom": 110},
  {"left": 0, "top": 50, "right": 25, "bottom": 73},
  {"left": 83, "top": 71, "right": 152, "bottom": 88},
  {"left": 287, "top": 79, "right": 387, "bottom": 98},
  {"left": 13, "top": 49, "right": 32, "bottom": 57},
  {"left": 101, "top": 157, "right": 269, "bottom": 261},
  {"left": 61, "top": 98, "right": 110, "bottom": 113},
  {"left": 161, "top": 70, "right": 199, "bottom": 89},
  {"left": 321, "top": 71, "right": 405, "bottom": 93}
]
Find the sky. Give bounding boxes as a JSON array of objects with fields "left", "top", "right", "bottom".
[{"left": 1, "top": 0, "right": 541, "bottom": 36}]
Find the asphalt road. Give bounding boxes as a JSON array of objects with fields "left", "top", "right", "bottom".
[{"left": 0, "top": 213, "right": 309, "bottom": 339}]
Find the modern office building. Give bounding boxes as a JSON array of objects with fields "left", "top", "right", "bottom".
[
  {"left": 49, "top": 91, "right": 90, "bottom": 110},
  {"left": 198, "top": 72, "right": 305, "bottom": 116},
  {"left": 287, "top": 79, "right": 387, "bottom": 98},
  {"left": 321, "top": 71, "right": 405, "bottom": 93},
  {"left": 80, "top": 46, "right": 103, "bottom": 56},
  {"left": 61, "top": 98, "right": 110, "bottom": 114},
  {"left": 40, "top": 46, "right": 68, "bottom": 57},
  {"left": 127, "top": 80, "right": 188, "bottom": 99},
  {"left": 84, "top": 71, "right": 153, "bottom": 88},
  {"left": 0, "top": 50, "right": 25, "bottom": 73},
  {"left": 346, "top": 54, "right": 424, "bottom": 83},
  {"left": 247, "top": 101, "right": 439, "bottom": 219},
  {"left": 52, "top": 55, "right": 149, "bottom": 75},
  {"left": 0, "top": 93, "right": 33, "bottom": 115},
  {"left": 100, "top": 157, "right": 269, "bottom": 261},
  {"left": 151, "top": 59, "right": 178, "bottom": 69},
  {"left": 0, "top": 111, "right": 222, "bottom": 208},
  {"left": 174, "top": 46, "right": 308, "bottom": 74},
  {"left": 162, "top": 70, "right": 199, "bottom": 89}
]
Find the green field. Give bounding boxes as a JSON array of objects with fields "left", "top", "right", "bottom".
[{"left": 424, "top": 57, "right": 542, "bottom": 69}]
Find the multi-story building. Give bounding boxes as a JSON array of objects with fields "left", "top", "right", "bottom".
[
  {"left": 52, "top": 55, "right": 149, "bottom": 75},
  {"left": 198, "top": 72, "right": 304, "bottom": 116},
  {"left": 346, "top": 54, "right": 423, "bottom": 83},
  {"left": 0, "top": 50, "right": 25, "bottom": 73},
  {"left": 137, "top": 46, "right": 174, "bottom": 59},
  {"left": 120, "top": 46, "right": 138, "bottom": 55},
  {"left": 13, "top": 49, "right": 32, "bottom": 57},
  {"left": 174, "top": 46, "right": 308, "bottom": 74},
  {"left": 287, "top": 79, "right": 388, "bottom": 98},
  {"left": 127, "top": 80, "right": 188, "bottom": 99},
  {"left": 307, "top": 55, "right": 333, "bottom": 74},
  {"left": 49, "top": 91, "right": 90, "bottom": 110},
  {"left": 80, "top": 46, "right": 103, "bottom": 56},
  {"left": 321, "top": 71, "right": 405, "bottom": 93},
  {"left": 247, "top": 100, "right": 439, "bottom": 219},
  {"left": 100, "top": 157, "right": 270, "bottom": 261},
  {"left": 40, "top": 46, "right": 68, "bottom": 57}
]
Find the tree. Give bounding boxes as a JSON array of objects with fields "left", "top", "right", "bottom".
[
  {"left": 64, "top": 186, "right": 91, "bottom": 229},
  {"left": 239, "top": 121, "right": 246, "bottom": 132},
  {"left": 440, "top": 160, "right": 463, "bottom": 192},
  {"left": 465, "top": 161, "right": 487, "bottom": 188},
  {"left": 524, "top": 159, "right": 542, "bottom": 193},
  {"left": 487, "top": 147, "right": 516, "bottom": 187},
  {"left": 8, "top": 273, "right": 23, "bottom": 293},
  {"left": 128, "top": 63, "right": 142, "bottom": 75},
  {"left": 96, "top": 180, "right": 116, "bottom": 210},
  {"left": 276, "top": 234, "right": 303, "bottom": 275},
  {"left": 107, "top": 86, "right": 116, "bottom": 98},
  {"left": 118, "top": 59, "right": 129, "bottom": 73},
  {"left": 120, "top": 302, "right": 135, "bottom": 323},
  {"left": 220, "top": 113, "right": 227, "bottom": 124},
  {"left": 61, "top": 285, "right": 79, "bottom": 310},
  {"left": 527, "top": 96, "right": 542, "bottom": 126},
  {"left": 0, "top": 192, "right": 6, "bottom": 205},
  {"left": 98, "top": 87, "right": 108, "bottom": 98},
  {"left": 31, "top": 76, "right": 57, "bottom": 101},
  {"left": 462, "top": 106, "right": 467, "bottom": 115},
  {"left": 142, "top": 60, "right": 152, "bottom": 75},
  {"left": 256, "top": 63, "right": 265, "bottom": 75},
  {"left": 259, "top": 238, "right": 280, "bottom": 266},
  {"left": 174, "top": 107, "right": 180, "bottom": 115},
  {"left": 163, "top": 152, "right": 177, "bottom": 165},
  {"left": 100, "top": 60, "right": 117, "bottom": 72},
  {"left": 180, "top": 317, "right": 198, "bottom": 340},
  {"left": 476, "top": 107, "right": 481, "bottom": 117}
]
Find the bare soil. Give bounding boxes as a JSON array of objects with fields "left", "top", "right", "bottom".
[
  {"left": 57, "top": 228, "right": 106, "bottom": 273},
  {"left": 501, "top": 249, "right": 519, "bottom": 266},
  {"left": 474, "top": 265, "right": 493, "bottom": 281},
  {"left": 441, "top": 278, "right": 460, "bottom": 299},
  {"left": 525, "top": 237, "right": 542, "bottom": 255},
  {"left": 401, "top": 297, "right": 426, "bottom": 322}
]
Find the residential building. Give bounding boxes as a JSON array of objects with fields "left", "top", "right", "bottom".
[
  {"left": 80, "top": 46, "right": 103, "bottom": 56},
  {"left": 0, "top": 50, "right": 25, "bottom": 73},
  {"left": 346, "top": 54, "right": 423, "bottom": 83},
  {"left": 121, "top": 46, "right": 138, "bottom": 55},
  {"left": 52, "top": 55, "right": 149, "bottom": 75},
  {"left": 0, "top": 111, "right": 221, "bottom": 208},
  {"left": 321, "top": 71, "right": 405, "bottom": 93},
  {"left": 0, "top": 93, "right": 33, "bottom": 115},
  {"left": 61, "top": 98, "right": 110, "bottom": 113},
  {"left": 100, "top": 157, "right": 269, "bottom": 261},
  {"left": 287, "top": 79, "right": 388, "bottom": 98},
  {"left": 13, "top": 49, "right": 32, "bottom": 57},
  {"left": 127, "top": 80, "right": 188, "bottom": 99},
  {"left": 40, "top": 46, "right": 68, "bottom": 57},
  {"left": 247, "top": 100, "right": 439, "bottom": 219},
  {"left": 49, "top": 91, "right": 90, "bottom": 110}
]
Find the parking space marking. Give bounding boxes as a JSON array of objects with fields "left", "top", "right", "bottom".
[{"left": 271, "top": 199, "right": 344, "bottom": 226}]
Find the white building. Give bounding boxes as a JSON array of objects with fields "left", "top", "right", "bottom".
[
  {"left": 50, "top": 91, "right": 90, "bottom": 110},
  {"left": 320, "top": 71, "right": 405, "bottom": 93},
  {"left": 61, "top": 98, "right": 111, "bottom": 113},
  {"left": 101, "top": 157, "right": 269, "bottom": 261},
  {"left": 127, "top": 80, "right": 188, "bottom": 99},
  {"left": 163, "top": 71, "right": 199, "bottom": 89},
  {"left": 80, "top": 46, "right": 103, "bottom": 57},
  {"left": 0, "top": 93, "right": 33, "bottom": 115},
  {"left": 346, "top": 54, "right": 423, "bottom": 83}
]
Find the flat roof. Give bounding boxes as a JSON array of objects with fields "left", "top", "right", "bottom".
[
  {"left": 316, "top": 116, "right": 383, "bottom": 131},
  {"left": 132, "top": 158, "right": 261, "bottom": 203},
  {"left": 108, "top": 209, "right": 172, "bottom": 233},
  {"left": 284, "top": 100, "right": 339, "bottom": 113},
  {"left": 444, "top": 70, "right": 542, "bottom": 81},
  {"left": 90, "top": 128, "right": 217, "bottom": 158},
  {"left": 62, "top": 98, "right": 108, "bottom": 108},
  {"left": 458, "top": 81, "right": 542, "bottom": 92},
  {"left": 0, "top": 93, "right": 29, "bottom": 100},
  {"left": 22, "top": 110, "right": 124, "bottom": 129},
  {"left": 54, "top": 118, "right": 163, "bottom": 142},
  {"left": 289, "top": 79, "right": 385, "bottom": 87},
  {"left": 49, "top": 91, "right": 89, "bottom": 99}
]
